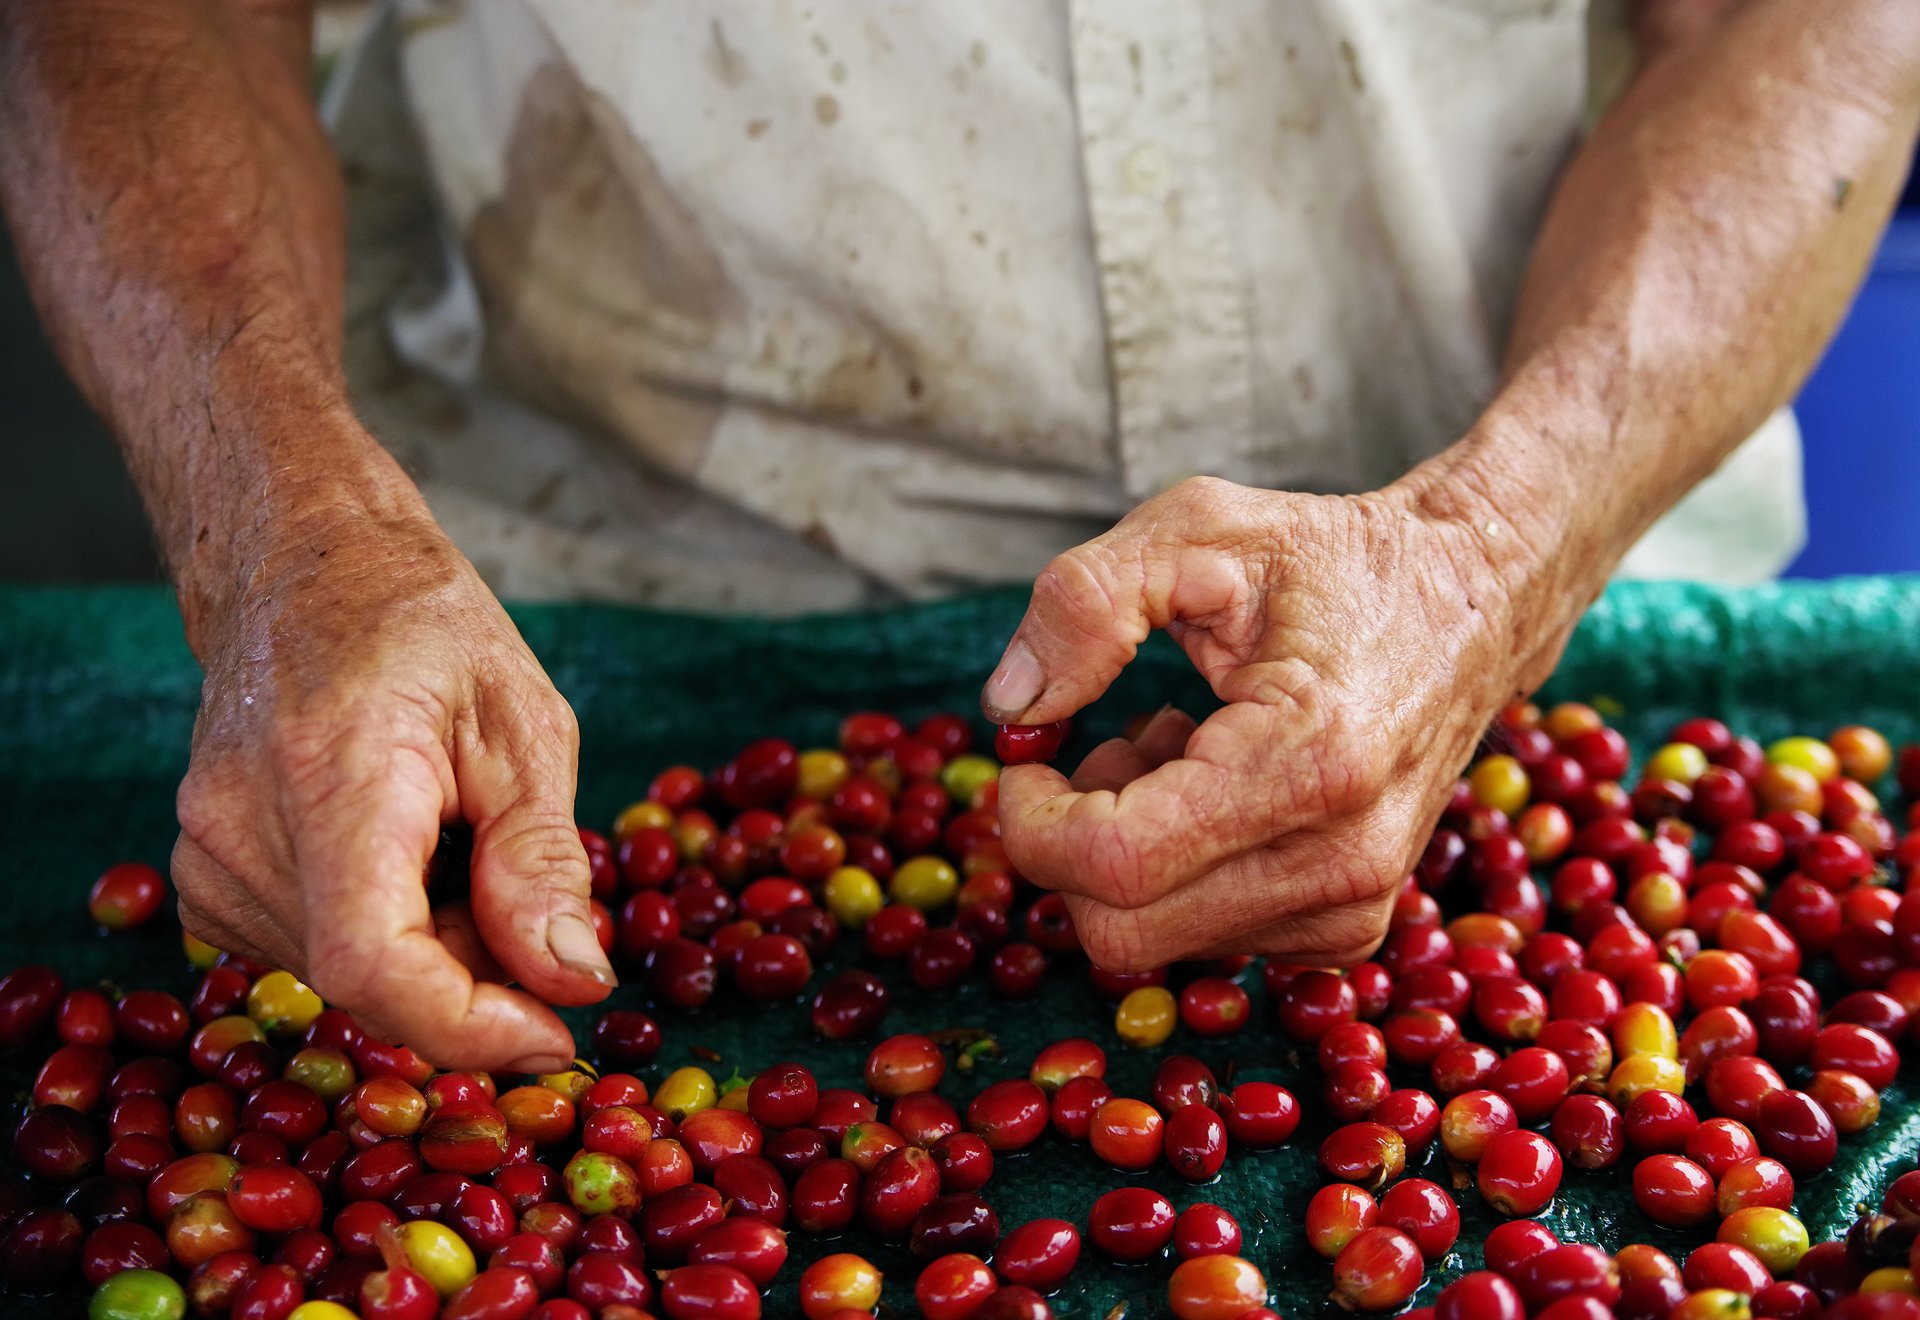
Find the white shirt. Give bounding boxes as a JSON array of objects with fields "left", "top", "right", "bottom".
[{"left": 327, "top": 0, "right": 1803, "bottom": 612}]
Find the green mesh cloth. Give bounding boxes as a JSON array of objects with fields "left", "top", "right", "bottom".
[{"left": 1, "top": 578, "right": 1918, "bottom": 1318}]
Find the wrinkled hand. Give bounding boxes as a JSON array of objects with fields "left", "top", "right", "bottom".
[
  {"left": 983, "top": 475, "right": 1564, "bottom": 971},
  {"left": 173, "top": 509, "right": 613, "bottom": 1072}
]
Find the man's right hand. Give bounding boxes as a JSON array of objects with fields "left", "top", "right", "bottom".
[
  {"left": 0, "top": 0, "right": 612, "bottom": 1069},
  {"left": 173, "top": 501, "right": 615, "bottom": 1073}
]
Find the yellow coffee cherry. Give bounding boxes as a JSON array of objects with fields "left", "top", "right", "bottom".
[
  {"left": 612, "top": 799, "right": 673, "bottom": 841},
  {"left": 283, "top": 1048, "right": 356, "bottom": 1103},
  {"left": 182, "top": 931, "right": 222, "bottom": 971},
  {"left": 824, "top": 867, "right": 885, "bottom": 929},
  {"left": 536, "top": 1065, "right": 597, "bottom": 1105},
  {"left": 1671, "top": 1289, "right": 1751, "bottom": 1320},
  {"left": 396, "top": 1220, "right": 477, "bottom": 1298},
  {"left": 1468, "top": 755, "right": 1530, "bottom": 817},
  {"left": 655, "top": 1067, "right": 718, "bottom": 1122},
  {"left": 1625, "top": 873, "right": 1690, "bottom": 938},
  {"left": 940, "top": 754, "right": 1001, "bottom": 806},
  {"left": 1718, "top": 1206, "right": 1810, "bottom": 1277},
  {"left": 890, "top": 856, "right": 960, "bottom": 912},
  {"left": 1863, "top": 1268, "right": 1920, "bottom": 1296},
  {"left": 246, "top": 971, "right": 324, "bottom": 1036},
  {"left": 1766, "top": 735, "right": 1840, "bottom": 784},
  {"left": 720, "top": 1077, "right": 754, "bottom": 1113},
  {"left": 1612, "top": 1002, "right": 1679, "bottom": 1060},
  {"left": 1115, "top": 987, "right": 1178, "bottom": 1049},
  {"left": 1644, "top": 741, "right": 1710, "bottom": 786},
  {"left": 1608, "top": 1053, "right": 1687, "bottom": 1109},
  {"left": 288, "top": 1305, "right": 361, "bottom": 1320},
  {"left": 796, "top": 749, "right": 851, "bottom": 800}
]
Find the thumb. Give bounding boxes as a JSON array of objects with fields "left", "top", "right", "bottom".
[
  {"left": 982, "top": 539, "right": 1163, "bottom": 724},
  {"left": 459, "top": 698, "right": 617, "bottom": 1008}
]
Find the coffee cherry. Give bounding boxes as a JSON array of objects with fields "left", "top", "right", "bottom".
[
  {"left": 1720, "top": 1205, "right": 1811, "bottom": 1278},
  {"left": 1550, "top": 1093, "right": 1624, "bottom": 1170},
  {"left": 1222, "top": 1081, "right": 1299, "bottom": 1147},
  {"left": 1379, "top": 1178, "right": 1459, "bottom": 1260},
  {"left": 916, "top": 1253, "right": 998, "bottom": 1320},
  {"left": 1757, "top": 1088, "right": 1838, "bottom": 1175},
  {"left": 1089, "top": 1187, "right": 1177, "bottom": 1262},
  {"left": 797, "top": 1253, "right": 882, "bottom": 1320},
  {"left": 1173, "top": 1203, "right": 1242, "bottom": 1260},
  {"left": 1306, "top": 1184, "right": 1378, "bottom": 1260},
  {"left": 1331, "top": 1226, "right": 1423, "bottom": 1312},
  {"left": 994, "top": 721, "right": 1069, "bottom": 766},
  {"left": 993, "top": 1218, "right": 1080, "bottom": 1291},
  {"left": 1164, "top": 1105, "right": 1227, "bottom": 1183},
  {"left": 1178, "top": 978, "right": 1250, "bottom": 1036},
  {"left": 88, "top": 863, "right": 167, "bottom": 931},
  {"left": 1477, "top": 1130, "right": 1562, "bottom": 1217},
  {"left": 1089, "top": 1099, "right": 1163, "bottom": 1171},
  {"left": 1115, "top": 987, "right": 1179, "bottom": 1048},
  {"left": 1320, "top": 1122, "right": 1407, "bottom": 1192},
  {"left": 1168, "top": 1254, "right": 1268, "bottom": 1320},
  {"left": 1439, "top": 1090, "right": 1517, "bottom": 1163},
  {"left": 1632, "top": 1154, "right": 1717, "bottom": 1227},
  {"left": 865, "top": 1035, "right": 944, "bottom": 1099},
  {"left": 1435, "top": 1271, "right": 1524, "bottom": 1320}
]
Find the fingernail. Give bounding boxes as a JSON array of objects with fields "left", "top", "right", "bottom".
[
  {"left": 548, "top": 914, "right": 616, "bottom": 987},
  {"left": 507, "top": 1052, "right": 573, "bottom": 1075},
  {"left": 982, "top": 641, "right": 1045, "bottom": 722}
]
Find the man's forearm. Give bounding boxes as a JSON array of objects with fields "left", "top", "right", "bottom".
[
  {"left": 0, "top": 0, "right": 421, "bottom": 653},
  {"left": 1414, "top": 0, "right": 1920, "bottom": 669}
]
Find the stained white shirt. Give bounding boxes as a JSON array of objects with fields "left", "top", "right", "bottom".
[{"left": 326, "top": 0, "right": 1803, "bottom": 612}]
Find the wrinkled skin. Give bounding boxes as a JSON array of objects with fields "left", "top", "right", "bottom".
[
  {"left": 172, "top": 507, "right": 614, "bottom": 1073},
  {"left": 983, "top": 475, "right": 1568, "bottom": 972}
]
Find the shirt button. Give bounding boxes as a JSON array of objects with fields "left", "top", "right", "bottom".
[{"left": 1123, "top": 143, "right": 1172, "bottom": 198}]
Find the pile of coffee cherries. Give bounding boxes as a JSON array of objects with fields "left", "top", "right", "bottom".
[
  {"left": 1286, "top": 709, "right": 1920, "bottom": 1318},
  {"left": 0, "top": 702, "right": 1916, "bottom": 1320}
]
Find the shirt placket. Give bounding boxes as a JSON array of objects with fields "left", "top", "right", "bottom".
[{"left": 1067, "top": 0, "right": 1258, "bottom": 501}]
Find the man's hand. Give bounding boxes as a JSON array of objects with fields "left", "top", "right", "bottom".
[
  {"left": 174, "top": 506, "right": 614, "bottom": 1073},
  {"left": 983, "top": 475, "right": 1543, "bottom": 971},
  {"left": 984, "top": 0, "right": 1920, "bottom": 970}
]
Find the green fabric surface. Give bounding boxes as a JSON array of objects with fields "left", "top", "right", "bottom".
[{"left": 0, "top": 578, "right": 1917, "bottom": 1318}]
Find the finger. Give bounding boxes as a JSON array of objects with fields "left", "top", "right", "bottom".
[
  {"left": 292, "top": 729, "right": 577, "bottom": 1073},
  {"left": 1070, "top": 740, "right": 1154, "bottom": 794},
  {"left": 431, "top": 902, "right": 511, "bottom": 984},
  {"left": 170, "top": 834, "right": 300, "bottom": 969},
  {"left": 1131, "top": 706, "right": 1198, "bottom": 767},
  {"left": 981, "top": 486, "right": 1251, "bottom": 724},
  {"left": 174, "top": 896, "right": 279, "bottom": 971},
  {"left": 1061, "top": 830, "right": 1393, "bottom": 972},
  {"left": 1068, "top": 707, "right": 1198, "bottom": 793},
  {"left": 1000, "top": 698, "right": 1335, "bottom": 909},
  {"left": 457, "top": 684, "right": 616, "bottom": 1007}
]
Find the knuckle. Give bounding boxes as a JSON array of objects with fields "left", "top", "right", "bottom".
[
  {"left": 174, "top": 768, "right": 230, "bottom": 847},
  {"left": 485, "top": 811, "right": 591, "bottom": 894},
  {"left": 1084, "top": 815, "right": 1156, "bottom": 909},
  {"left": 545, "top": 696, "right": 582, "bottom": 754},
  {"left": 1035, "top": 548, "right": 1123, "bottom": 631},
  {"left": 1169, "top": 474, "right": 1230, "bottom": 508}
]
